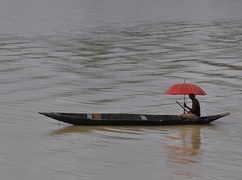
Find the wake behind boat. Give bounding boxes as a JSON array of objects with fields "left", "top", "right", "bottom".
[{"left": 39, "top": 112, "right": 230, "bottom": 126}]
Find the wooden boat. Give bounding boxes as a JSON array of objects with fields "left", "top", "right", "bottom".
[{"left": 39, "top": 112, "right": 230, "bottom": 126}]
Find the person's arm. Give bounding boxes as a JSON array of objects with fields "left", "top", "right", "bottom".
[{"left": 184, "top": 103, "right": 192, "bottom": 112}]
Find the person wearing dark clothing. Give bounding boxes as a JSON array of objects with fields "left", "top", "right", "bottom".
[{"left": 184, "top": 94, "right": 201, "bottom": 117}]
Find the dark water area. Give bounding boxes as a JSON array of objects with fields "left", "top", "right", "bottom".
[{"left": 1, "top": 0, "right": 242, "bottom": 179}]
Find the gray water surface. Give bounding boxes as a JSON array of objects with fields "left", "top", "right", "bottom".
[{"left": 0, "top": 0, "right": 242, "bottom": 179}]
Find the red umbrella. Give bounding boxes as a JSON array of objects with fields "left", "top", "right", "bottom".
[
  {"left": 164, "top": 82, "right": 206, "bottom": 113},
  {"left": 164, "top": 83, "right": 206, "bottom": 95}
]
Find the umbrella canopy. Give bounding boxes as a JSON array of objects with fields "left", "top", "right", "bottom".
[
  {"left": 164, "top": 82, "right": 206, "bottom": 114},
  {"left": 164, "top": 83, "right": 206, "bottom": 95}
]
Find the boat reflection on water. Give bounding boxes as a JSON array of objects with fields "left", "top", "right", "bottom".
[
  {"left": 164, "top": 126, "right": 203, "bottom": 178},
  {"left": 50, "top": 125, "right": 205, "bottom": 178},
  {"left": 49, "top": 125, "right": 144, "bottom": 140},
  {"left": 165, "top": 126, "right": 201, "bottom": 163},
  {"left": 49, "top": 125, "right": 109, "bottom": 135}
]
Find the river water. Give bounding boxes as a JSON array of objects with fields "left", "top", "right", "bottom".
[{"left": 1, "top": 0, "right": 242, "bottom": 179}]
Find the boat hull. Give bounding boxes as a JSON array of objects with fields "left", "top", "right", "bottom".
[{"left": 39, "top": 112, "right": 230, "bottom": 126}]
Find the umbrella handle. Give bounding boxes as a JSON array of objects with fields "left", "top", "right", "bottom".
[
  {"left": 184, "top": 94, "right": 185, "bottom": 114},
  {"left": 176, "top": 101, "right": 189, "bottom": 113}
]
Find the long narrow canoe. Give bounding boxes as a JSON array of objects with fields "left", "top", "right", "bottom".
[{"left": 39, "top": 112, "right": 230, "bottom": 126}]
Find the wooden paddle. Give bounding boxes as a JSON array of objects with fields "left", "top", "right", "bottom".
[{"left": 176, "top": 100, "right": 189, "bottom": 113}]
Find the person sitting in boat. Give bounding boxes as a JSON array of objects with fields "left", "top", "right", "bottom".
[{"left": 181, "top": 93, "right": 201, "bottom": 119}]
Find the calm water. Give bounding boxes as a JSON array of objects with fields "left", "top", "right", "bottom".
[{"left": 1, "top": 0, "right": 242, "bottom": 179}]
